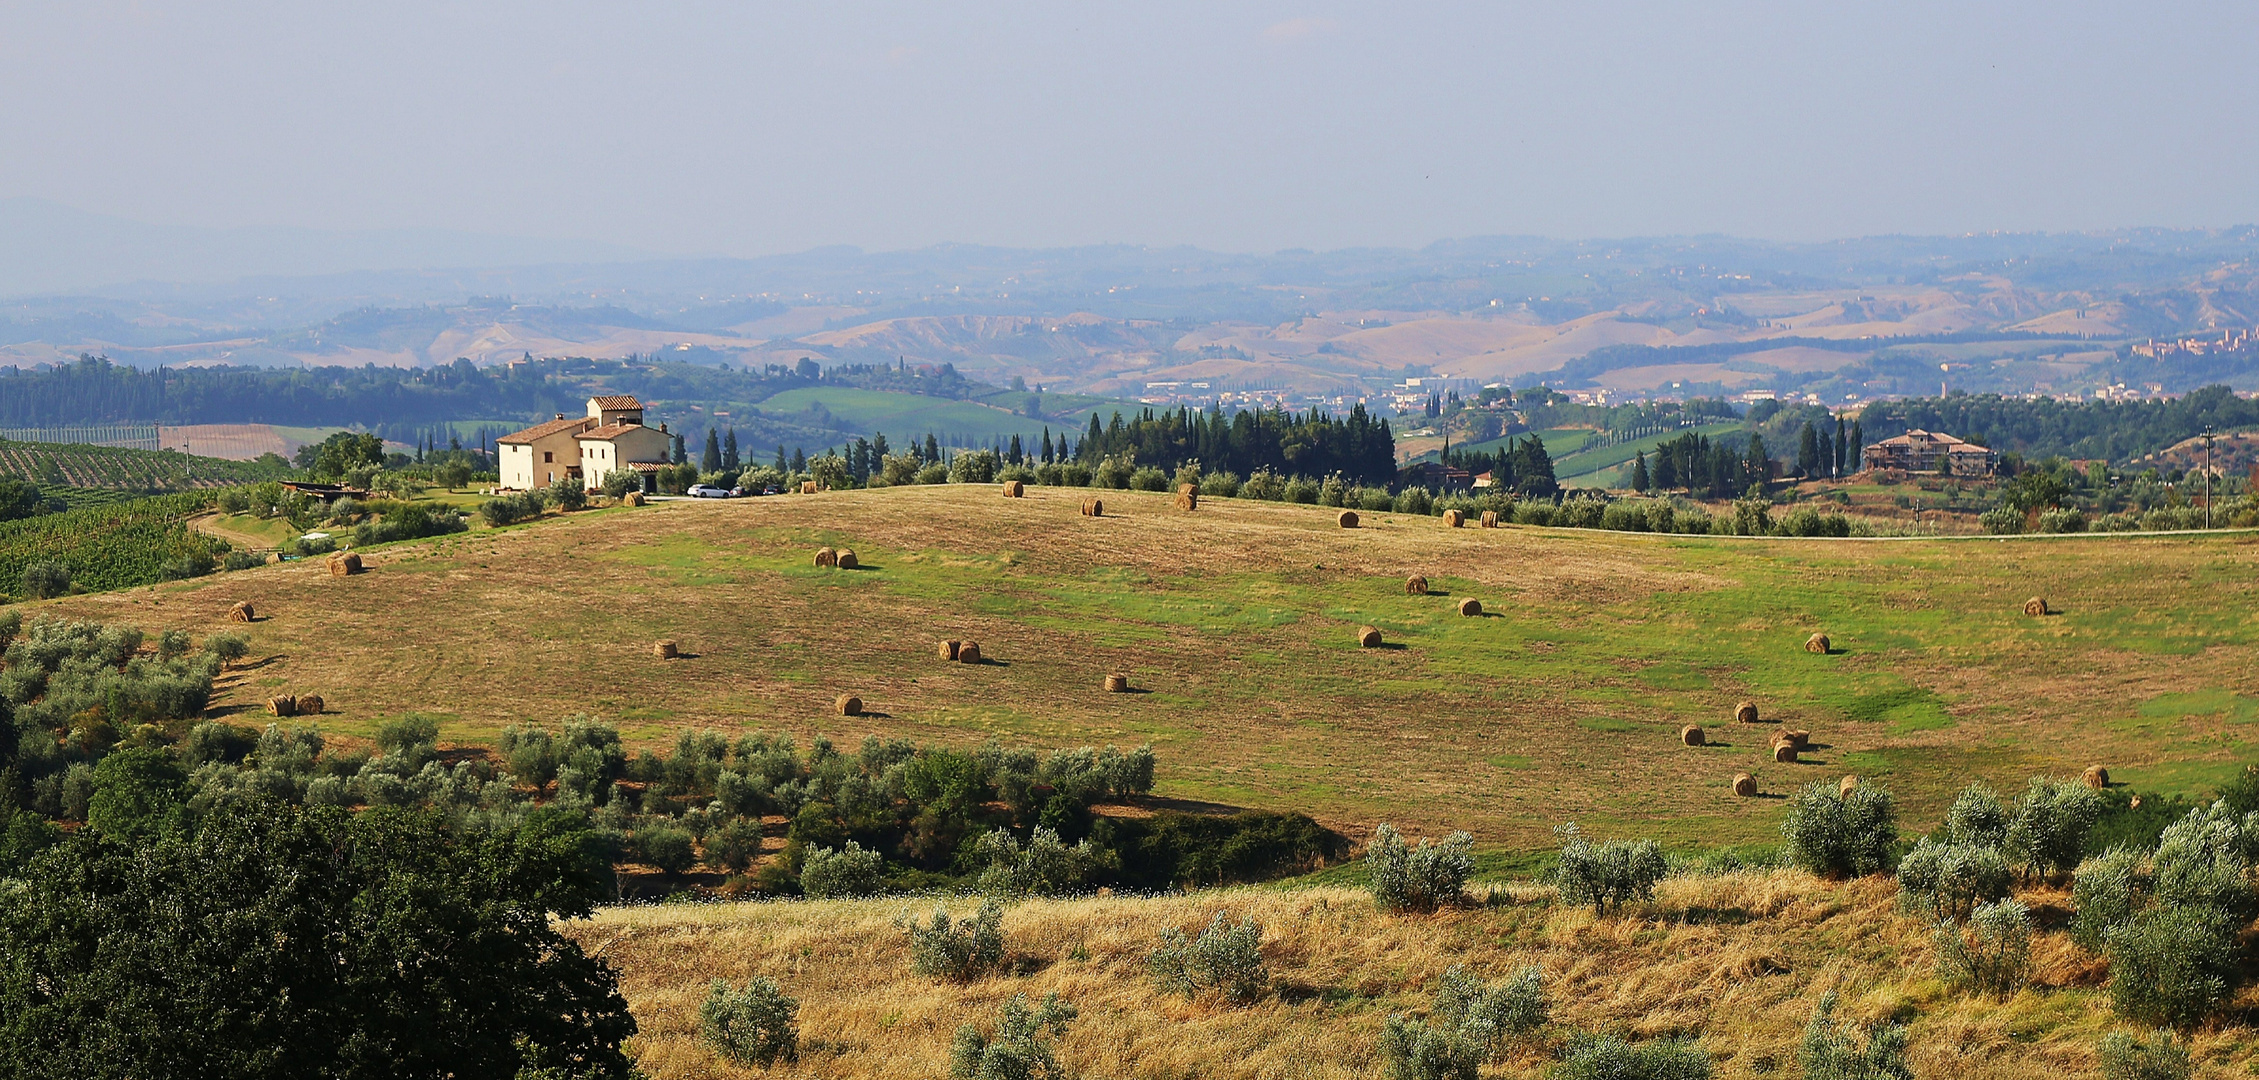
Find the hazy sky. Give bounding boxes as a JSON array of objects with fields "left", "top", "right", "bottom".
[{"left": 4, "top": 1, "right": 2255, "bottom": 256}]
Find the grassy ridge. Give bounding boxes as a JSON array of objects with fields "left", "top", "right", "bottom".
[
  {"left": 581, "top": 874, "right": 2203, "bottom": 1080},
  {"left": 33, "top": 486, "right": 2259, "bottom": 850}
]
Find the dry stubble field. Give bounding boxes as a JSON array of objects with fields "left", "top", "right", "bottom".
[{"left": 42, "top": 483, "right": 2259, "bottom": 848}]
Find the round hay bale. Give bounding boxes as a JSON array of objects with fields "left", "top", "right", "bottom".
[
  {"left": 2024, "top": 596, "right": 2048, "bottom": 616},
  {"left": 1682, "top": 725, "right": 1705, "bottom": 747},
  {"left": 1175, "top": 488, "right": 1198, "bottom": 511},
  {"left": 835, "top": 549, "right": 859, "bottom": 570},
  {"left": 1338, "top": 509, "right": 1359, "bottom": 529},
  {"left": 1458, "top": 597, "right": 1482, "bottom": 617},
  {"left": 1356, "top": 625, "right": 1383, "bottom": 648},
  {"left": 1732, "top": 773, "right": 1757, "bottom": 797},
  {"left": 1104, "top": 673, "right": 1131, "bottom": 693},
  {"left": 2083, "top": 765, "right": 2109, "bottom": 789},
  {"left": 328, "top": 552, "right": 362, "bottom": 577},
  {"left": 956, "top": 642, "right": 983, "bottom": 664},
  {"left": 801, "top": 481, "right": 818, "bottom": 494},
  {"left": 1774, "top": 743, "right": 1800, "bottom": 764},
  {"left": 814, "top": 547, "right": 837, "bottom": 568},
  {"left": 653, "top": 640, "right": 679, "bottom": 659},
  {"left": 1083, "top": 498, "right": 1105, "bottom": 517},
  {"left": 939, "top": 639, "right": 962, "bottom": 661},
  {"left": 1735, "top": 701, "right": 1760, "bottom": 724},
  {"left": 836, "top": 694, "right": 863, "bottom": 716},
  {"left": 1805, "top": 633, "right": 1831, "bottom": 654},
  {"left": 1838, "top": 775, "right": 1859, "bottom": 798},
  {"left": 1778, "top": 729, "right": 1810, "bottom": 749},
  {"left": 1003, "top": 480, "right": 1025, "bottom": 498},
  {"left": 296, "top": 694, "right": 323, "bottom": 716},
  {"left": 268, "top": 694, "right": 298, "bottom": 718},
  {"left": 1405, "top": 575, "right": 1429, "bottom": 596},
  {"left": 227, "top": 601, "right": 255, "bottom": 623},
  {"left": 1479, "top": 510, "right": 1498, "bottom": 528},
  {"left": 623, "top": 490, "right": 645, "bottom": 506},
  {"left": 1443, "top": 509, "right": 1464, "bottom": 528}
]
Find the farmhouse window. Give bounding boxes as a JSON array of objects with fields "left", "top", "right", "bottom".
[{"left": 544, "top": 451, "right": 554, "bottom": 463}]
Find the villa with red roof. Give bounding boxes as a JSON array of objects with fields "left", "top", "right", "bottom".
[{"left": 496, "top": 396, "right": 673, "bottom": 492}]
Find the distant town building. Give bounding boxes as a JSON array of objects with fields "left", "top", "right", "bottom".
[
  {"left": 497, "top": 396, "right": 671, "bottom": 492},
  {"left": 1399, "top": 461, "right": 1473, "bottom": 490},
  {"left": 1861, "top": 429, "right": 1996, "bottom": 476}
]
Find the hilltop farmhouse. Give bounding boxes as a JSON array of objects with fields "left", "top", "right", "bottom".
[
  {"left": 497, "top": 396, "right": 673, "bottom": 492},
  {"left": 1862, "top": 429, "right": 1996, "bottom": 476}
]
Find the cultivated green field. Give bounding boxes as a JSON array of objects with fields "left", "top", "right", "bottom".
[
  {"left": 38, "top": 484, "right": 2259, "bottom": 851},
  {"left": 1553, "top": 421, "right": 1748, "bottom": 487},
  {"left": 754, "top": 387, "right": 1077, "bottom": 444}
]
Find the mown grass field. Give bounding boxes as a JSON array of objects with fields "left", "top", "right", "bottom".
[
  {"left": 36, "top": 484, "right": 2259, "bottom": 848},
  {"left": 754, "top": 387, "right": 1063, "bottom": 443}
]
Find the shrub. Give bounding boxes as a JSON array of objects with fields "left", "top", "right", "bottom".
[
  {"left": 2106, "top": 905, "right": 2239, "bottom": 1027},
  {"left": 1642, "top": 501, "right": 1676, "bottom": 533},
  {"left": 1170, "top": 462, "right": 1202, "bottom": 491},
  {"left": 2098, "top": 1029, "right": 2193, "bottom": 1080},
  {"left": 1434, "top": 964, "right": 1548, "bottom": 1060},
  {"left": 699, "top": 976, "right": 799, "bottom": 1067},
  {"left": 1979, "top": 507, "right": 2024, "bottom": 534},
  {"left": 2150, "top": 800, "right": 2259, "bottom": 920},
  {"left": 2005, "top": 776, "right": 2105, "bottom": 880},
  {"left": 1318, "top": 473, "right": 1349, "bottom": 507},
  {"left": 949, "top": 450, "right": 1001, "bottom": 485},
  {"left": 1729, "top": 496, "right": 1771, "bottom": 536},
  {"left": 1200, "top": 470, "right": 1241, "bottom": 497},
  {"left": 949, "top": 992, "right": 1075, "bottom": 1080},
  {"left": 1354, "top": 485, "right": 1395, "bottom": 511},
  {"left": 1092, "top": 456, "right": 1134, "bottom": 489},
  {"left": 20, "top": 561, "right": 70, "bottom": 599},
  {"left": 1515, "top": 502, "right": 1557, "bottom": 526},
  {"left": 544, "top": 476, "right": 587, "bottom": 512},
  {"left": 1378, "top": 1014, "right": 1483, "bottom": 1080},
  {"left": 180, "top": 721, "right": 259, "bottom": 766},
  {"left": 1674, "top": 508, "right": 1712, "bottom": 534},
  {"left": 498, "top": 724, "right": 559, "bottom": 786},
  {"left": 702, "top": 818, "right": 765, "bottom": 874},
  {"left": 800, "top": 840, "right": 886, "bottom": 898},
  {"left": 1554, "top": 830, "right": 1667, "bottom": 915},
  {"left": 2071, "top": 846, "right": 2151, "bottom": 952},
  {"left": 1393, "top": 486, "right": 1434, "bottom": 515},
  {"left": 203, "top": 631, "right": 250, "bottom": 667},
  {"left": 1147, "top": 913, "right": 1268, "bottom": 1004},
  {"left": 1798, "top": 992, "right": 1911, "bottom": 1080},
  {"left": 1780, "top": 781, "right": 1896, "bottom": 878},
  {"left": 2037, "top": 507, "right": 2089, "bottom": 533},
  {"left": 479, "top": 492, "right": 544, "bottom": 527},
  {"left": 1942, "top": 782, "right": 2010, "bottom": 848},
  {"left": 974, "top": 826, "right": 1114, "bottom": 897},
  {"left": 222, "top": 550, "right": 267, "bottom": 571},
  {"left": 901, "top": 900, "right": 1006, "bottom": 981},
  {"left": 1367, "top": 824, "right": 1476, "bottom": 912},
  {"left": 636, "top": 826, "right": 697, "bottom": 875},
  {"left": 1128, "top": 465, "right": 1169, "bottom": 491},
  {"left": 1283, "top": 475, "right": 1320, "bottom": 504},
  {"left": 375, "top": 714, "right": 441, "bottom": 758},
  {"left": 1560, "top": 497, "right": 1605, "bottom": 529},
  {"left": 1934, "top": 898, "right": 2031, "bottom": 997},
  {"left": 1548, "top": 1033, "right": 1712, "bottom": 1080},
  {"left": 914, "top": 463, "right": 950, "bottom": 485},
  {"left": 159, "top": 551, "right": 216, "bottom": 580},
  {"left": 1241, "top": 467, "right": 1286, "bottom": 500},
  {"left": 1057, "top": 460, "right": 1092, "bottom": 486},
  {"left": 877, "top": 453, "right": 921, "bottom": 486},
  {"left": 1896, "top": 838, "right": 2011, "bottom": 922}
]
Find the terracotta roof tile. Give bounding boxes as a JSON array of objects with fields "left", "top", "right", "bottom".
[
  {"left": 496, "top": 416, "right": 593, "bottom": 444},
  {"left": 577, "top": 423, "right": 651, "bottom": 440},
  {"left": 589, "top": 395, "right": 643, "bottom": 410}
]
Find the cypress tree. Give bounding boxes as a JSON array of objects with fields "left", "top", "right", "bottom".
[
  {"left": 791, "top": 447, "right": 807, "bottom": 474},
  {"left": 701, "top": 430, "right": 722, "bottom": 472},
  {"left": 722, "top": 428, "right": 739, "bottom": 472},
  {"left": 1850, "top": 422, "right": 1864, "bottom": 473},
  {"left": 1631, "top": 450, "right": 1650, "bottom": 493}
]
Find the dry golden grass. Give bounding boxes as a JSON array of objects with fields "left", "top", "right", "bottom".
[
  {"left": 575, "top": 871, "right": 2259, "bottom": 1079},
  {"left": 32, "top": 484, "right": 2259, "bottom": 845}
]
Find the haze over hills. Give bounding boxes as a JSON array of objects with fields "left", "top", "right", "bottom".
[{"left": 5, "top": 198, "right": 2259, "bottom": 405}]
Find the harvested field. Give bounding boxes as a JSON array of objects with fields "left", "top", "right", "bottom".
[{"left": 33, "top": 484, "right": 2259, "bottom": 846}]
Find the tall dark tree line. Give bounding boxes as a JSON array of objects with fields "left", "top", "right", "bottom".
[{"left": 1073, "top": 405, "right": 1396, "bottom": 486}]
